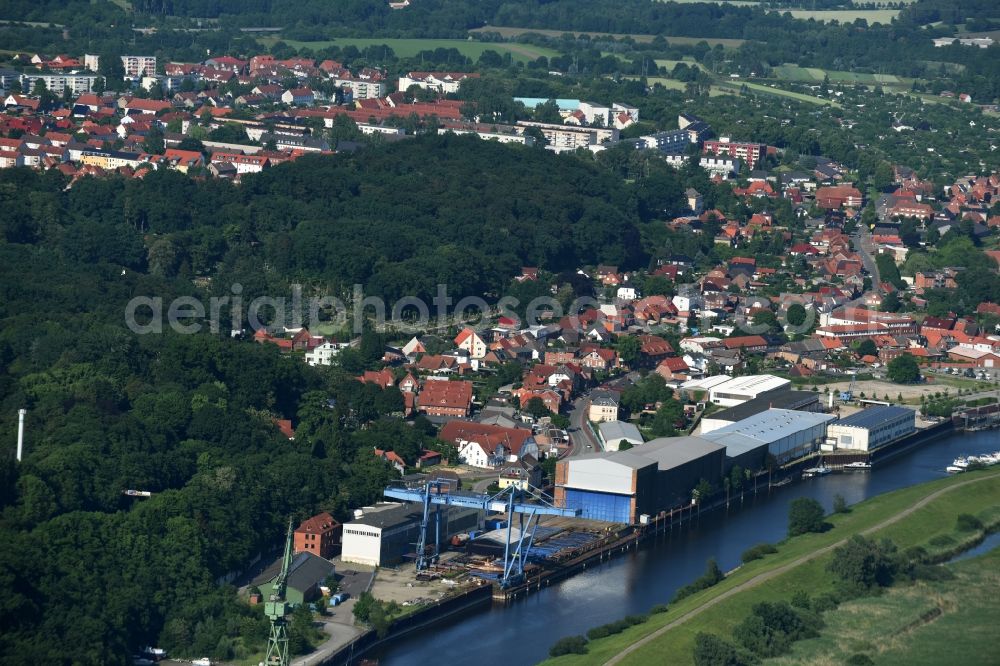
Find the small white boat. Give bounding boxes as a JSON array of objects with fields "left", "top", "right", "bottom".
[
  {"left": 946, "top": 465, "right": 965, "bottom": 474},
  {"left": 844, "top": 461, "right": 872, "bottom": 470},
  {"left": 803, "top": 466, "right": 832, "bottom": 478}
]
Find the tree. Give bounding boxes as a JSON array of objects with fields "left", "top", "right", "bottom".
[
  {"left": 887, "top": 354, "right": 920, "bottom": 384},
  {"left": 616, "top": 335, "right": 642, "bottom": 368},
  {"left": 855, "top": 339, "right": 878, "bottom": 357},
  {"left": 693, "top": 632, "right": 752, "bottom": 666},
  {"left": 827, "top": 535, "right": 898, "bottom": 593},
  {"left": 787, "top": 497, "right": 826, "bottom": 536},
  {"left": 786, "top": 303, "right": 807, "bottom": 328},
  {"left": 549, "top": 635, "right": 588, "bottom": 657},
  {"left": 832, "top": 494, "right": 849, "bottom": 514},
  {"left": 524, "top": 397, "right": 551, "bottom": 420},
  {"left": 143, "top": 124, "right": 165, "bottom": 155},
  {"left": 618, "top": 440, "right": 633, "bottom": 451},
  {"left": 880, "top": 290, "right": 901, "bottom": 313}
]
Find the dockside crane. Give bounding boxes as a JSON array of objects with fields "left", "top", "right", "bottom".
[
  {"left": 384, "top": 480, "right": 580, "bottom": 588},
  {"left": 264, "top": 520, "right": 294, "bottom": 666}
]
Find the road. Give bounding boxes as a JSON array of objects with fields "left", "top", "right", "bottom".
[
  {"left": 567, "top": 395, "right": 600, "bottom": 456},
  {"left": 603, "top": 470, "right": 1000, "bottom": 665},
  {"left": 566, "top": 373, "right": 638, "bottom": 457},
  {"left": 852, "top": 226, "right": 880, "bottom": 299}
]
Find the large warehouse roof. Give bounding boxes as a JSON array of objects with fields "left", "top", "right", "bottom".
[
  {"left": 640, "top": 436, "right": 725, "bottom": 470},
  {"left": 706, "top": 431, "right": 767, "bottom": 458},
  {"left": 681, "top": 375, "right": 732, "bottom": 391},
  {"left": 707, "top": 390, "right": 819, "bottom": 424},
  {"left": 705, "top": 408, "right": 834, "bottom": 444},
  {"left": 709, "top": 374, "right": 789, "bottom": 396},
  {"left": 571, "top": 436, "right": 723, "bottom": 472},
  {"left": 573, "top": 450, "right": 656, "bottom": 470},
  {"left": 832, "top": 405, "right": 915, "bottom": 429}
]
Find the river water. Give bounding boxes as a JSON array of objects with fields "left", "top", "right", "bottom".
[{"left": 375, "top": 430, "right": 1000, "bottom": 666}]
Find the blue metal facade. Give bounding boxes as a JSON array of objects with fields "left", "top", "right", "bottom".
[{"left": 563, "top": 489, "right": 632, "bottom": 524}]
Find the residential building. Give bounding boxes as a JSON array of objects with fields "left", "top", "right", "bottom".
[
  {"left": 454, "top": 328, "right": 487, "bottom": 359},
  {"left": 588, "top": 390, "right": 620, "bottom": 422},
  {"left": 293, "top": 512, "right": 342, "bottom": 559},
  {"left": 417, "top": 380, "right": 474, "bottom": 417},
  {"left": 816, "top": 185, "right": 863, "bottom": 209},
  {"left": 439, "top": 420, "right": 538, "bottom": 469},
  {"left": 397, "top": 71, "right": 479, "bottom": 94},
  {"left": 516, "top": 121, "right": 619, "bottom": 152},
  {"left": 121, "top": 55, "right": 157, "bottom": 78},
  {"left": 20, "top": 73, "right": 100, "bottom": 96},
  {"left": 703, "top": 137, "right": 766, "bottom": 166}
]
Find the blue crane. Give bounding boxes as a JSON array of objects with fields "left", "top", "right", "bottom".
[{"left": 384, "top": 480, "right": 580, "bottom": 588}]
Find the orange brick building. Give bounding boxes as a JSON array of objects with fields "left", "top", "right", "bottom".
[{"left": 294, "top": 512, "right": 342, "bottom": 560}]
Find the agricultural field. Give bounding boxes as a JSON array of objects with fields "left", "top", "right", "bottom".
[
  {"left": 631, "top": 76, "right": 732, "bottom": 97},
  {"left": 770, "top": 63, "right": 913, "bottom": 87},
  {"left": 469, "top": 26, "right": 745, "bottom": 48},
  {"left": 654, "top": 58, "right": 705, "bottom": 72},
  {"left": 779, "top": 8, "right": 900, "bottom": 24},
  {"left": 717, "top": 80, "right": 839, "bottom": 106},
  {"left": 656, "top": 1, "right": 901, "bottom": 23},
  {"left": 259, "top": 36, "right": 559, "bottom": 63}
]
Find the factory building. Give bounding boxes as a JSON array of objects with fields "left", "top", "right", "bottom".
[
  {"left": 703, "top": 408, "right": 836, "bottom": 467},
  {"left": 341, "top": 503, "right": 479, "bottom": 567},
  {"left": 826, "top": 405, "right": 916, "bottom": 452},
  {"left": 555, "top": 436, "right": 725, "bottom": 524},
  {"left": 708, "top": 374, "right": 791, "bottom": 407},
  {"left": 699, "top": 390, "right": 821, "bottom": 434}
]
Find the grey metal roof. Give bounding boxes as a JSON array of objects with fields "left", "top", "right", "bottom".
[
  {"left": 574, "top": 450, "right": 655, "bottom": 469},
  {"left": 347, "top": 504, "right": 423, "bottom": 529},
  {"left": 704, "top": 408, "right": 834, "bottom": 444},
  {"left": 598, "top": 420, "right": 643, "bottom": 444},
  {"left": 707, "top": 391, "right": 820, "bottom": 424},
  {"left": 252, "top": 551, "right": 335, "bottom": 593},
  {"left": 640, "top": 436, "right": 725, "bottom": 470},
  {"left": 707, "top": 432, "right": 768, "bottom": 458},
  {"left": 832, "top": 405, "right": 915, "bottom": 429}
]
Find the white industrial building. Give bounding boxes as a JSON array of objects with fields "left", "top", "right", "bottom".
[
  {"left": 708, "top": 374, "right": 790, "bottom": 407},
  {"left": 699, "top": 390, "right": 821, "bottom": 434},
  {"left": 597, "top": 421, "right": 644, "bottom": 451},
  {"left": 826, "top": 405, "right": 916, "bottom": 452},
  {"left": 341, "top": 503, "right": 478, "bottom": 567},
  {"left": 703, "top": 408, "right": 836, "bottom": 465}
]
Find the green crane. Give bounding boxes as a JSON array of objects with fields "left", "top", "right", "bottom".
[{"left": 264, "top": 519, "right": 294, "bottom": 666}]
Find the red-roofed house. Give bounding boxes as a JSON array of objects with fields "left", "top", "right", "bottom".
[
  {"left": 454, "top": 328, "right": 487, "bottom": 359},
  {"left": 418, "top": 380, "right": 474, "bottom": 417},
  {"left": 438, "top": 421, "right": 537, "bottom": 469},
  {"left": 294, "top": 512, "right": 342, "bottom": 559}
]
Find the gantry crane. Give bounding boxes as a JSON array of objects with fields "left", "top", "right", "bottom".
[
  {"left": 264, "top": 520, "right": 294, "bottom": 666},
  {"left": 384, "top": 480, "right": 580, "bottom": 588}
]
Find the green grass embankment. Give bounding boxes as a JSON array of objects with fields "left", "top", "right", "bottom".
[{"left": 542, "top": 469, "right": 1000, "bottom": 666}]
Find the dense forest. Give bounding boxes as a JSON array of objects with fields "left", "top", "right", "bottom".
[{"left": 0, "top": 137, "right": 715, "bottom": 662}]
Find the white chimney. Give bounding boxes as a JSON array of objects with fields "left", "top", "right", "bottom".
[
  {"left": 16, "top": 409, "right": 26, "bottom": 462},
  {"left": 828, "top": 392, "right": 834, "bottom": 409}
]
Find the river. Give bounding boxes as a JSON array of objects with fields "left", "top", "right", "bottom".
[{"left": 374, "top": 429, "right": 1000, "bottom": 666}]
